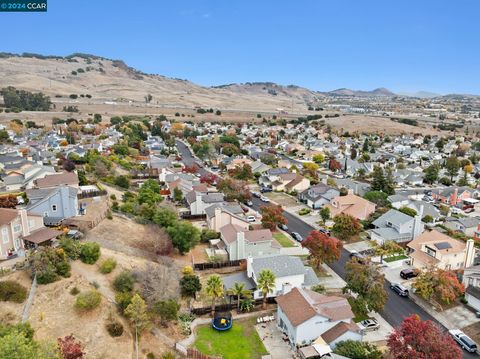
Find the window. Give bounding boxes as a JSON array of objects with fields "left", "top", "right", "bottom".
[
  {"left": 2, "top": 228, "right": 8, "bottom": 244},
  {"left": 28, "top": 220, "right": 34, "bottom": 229},
  {"left": 425, "top": 246, "right": 436, "bottom": 258},
  {"left": 52, "top": 204, "right": 57, "bottom": 212},
  {"left": 13, "top": 224, "right": 21, "bottom": 233}
]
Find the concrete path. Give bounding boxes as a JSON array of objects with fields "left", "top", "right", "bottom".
[{"left": 256, "top": 320, "right": 294, "bottom": 359}]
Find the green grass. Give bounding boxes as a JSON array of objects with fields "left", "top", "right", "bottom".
[
  {"left": 273, "top": 232, "right": 294, "bottom": 248},
  {"left": 383, "top": 254, "right": 408, "bottom": 263},
  {"left": 194, "top": 318, "right": 268, "bottom": 359}
]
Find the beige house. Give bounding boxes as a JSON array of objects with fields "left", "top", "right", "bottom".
[
  {"left": 206, "top": 204, "right": 249, "bottom": 232},
  {"left": 0, "top": 208, "right": 62, "bottom": 260},
  {"left": 272, "top": 173, "right": 310, "bottom": 193},
  {"left": 324, "top": 192, "right": 376, "bottom": 221},
  {"left": 407, "top": 230, "right": 475, "bottom": 270}
]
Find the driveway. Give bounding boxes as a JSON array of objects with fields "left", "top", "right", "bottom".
[{"left": 255, "top": 319, "right": 294, "bottom": 359}]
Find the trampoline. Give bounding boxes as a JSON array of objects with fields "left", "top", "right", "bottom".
[{"left": 212, "top": 311, "right": 233, "bottom": 331}]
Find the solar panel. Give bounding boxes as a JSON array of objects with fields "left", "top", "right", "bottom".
[{"left": 434, "top": 242, "right": 452, "bottom": 250}]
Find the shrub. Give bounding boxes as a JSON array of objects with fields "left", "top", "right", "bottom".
[
  {"left": 59, "top": 237, "right": 80, "bottom": 260},
  {"left": 106, "top": 319, "right": 124, "bottom": 337},
  {"left": 70, "top": 287, "right": 80, "bottom": 295},
  {"left": 200, "top": 229, "right": 220, "bottom": 243},
  {"left": 79, "top": 242, "right": 101, "bottom": 264},
  {"left": 298, "top": 208, "right": 311, "bottom": 216},
  {"left": 31, "top": 247, "right": 71, "bottom": 284},
  {"left": 0, "top": 280, "right": 27, "bottom": 303},
  {"left": 75, "top": 290, "right": 101, "bottom": 311},
  {"left": 99, "top": 258, "right": 117, "bottom": 274},
  {"left": 113, "top": 271, "right": 134, "bottom": 293},
  {"left": 115, "top": 291, "right": 133, "bottom": 314}
]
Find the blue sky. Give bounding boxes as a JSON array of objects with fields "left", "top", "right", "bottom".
[{"left": 1, "top": 0, "right": 479, "bottom": 94}]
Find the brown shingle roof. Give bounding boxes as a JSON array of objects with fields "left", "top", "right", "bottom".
[
  {"left": 321, "top": 321, "right": 360, "bottom": 344},
  {"left": 23, "top": 227, "right": 63, "bottom": 244},
  {"left": 0, "top": 208, "right": 19, "bottom": 226},
  {"left": 35, "top": 172, "right": 79, "bottom": 188}
]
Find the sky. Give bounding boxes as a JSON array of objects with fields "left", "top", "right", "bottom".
[{"left": 1, "top": 0, "right": 479, "bottom": 94}]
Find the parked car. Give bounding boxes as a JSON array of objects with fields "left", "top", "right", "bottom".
[
  {"left": 400, "top": 268, "right": 419, "bottom": 280},
  {"left": 319, "top": 228, "right": 331, "bottom": 236},
  {"left": 451, "top": 207, "right": 462, "bottom": 214},
  {"left": 291, "top": 232, "right": 303, "bottom": 242},
  {"left": 449, "top": 329, "right": 478, "bottom": 353},
  {"left": 278, "top": 223, "right": 288, "bottom": 231},
  {"left": 260, "top": 195, "right": 270, "bottom": 203},
  {"left": 464, "top": 208, "right": 475, "bottom": 214},
  {"left": 349, "top": 251, "right": 367, "bottom": 264},
  {"left": 260, "top": 187, "right": 272, "bottom": 193},
  {"left": 241, "top": 206, "right": 249, "bottom": 213},
  {"left": 359, "top": 318, "right": 380, "bottom": 333},
  {"left": 245, "top": 200, "right": 253, "bottom": 207},
  {"left": 390, "top": 283, "right": 409, "bottom": 297},
  {"left": 252, "top": 192, "right": 261, "bottom": 198},
  {"left": 247, "top": 215, "right": 256, "bottom": 222}
]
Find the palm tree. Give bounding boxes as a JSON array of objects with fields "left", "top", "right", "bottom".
[
  {"left": 227, "top": 282, "right": 252, "bottom": 311},
  {"left": 205, "top": 274, "right": 223, "bottom": 316},
  {"left": 257, "top": 269, "right": 276, "bottom": 309}
]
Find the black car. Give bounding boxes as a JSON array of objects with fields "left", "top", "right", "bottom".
[
  {"left": 291, "top": 232, "right": 303, "bottom": 242},
  {"left": 400, "top": 268, "right": 418, "bottom": 280},
  {"left": 260, "top": 187, "right": 273, "bottom": 193}
]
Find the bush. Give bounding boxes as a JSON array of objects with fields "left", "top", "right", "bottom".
[
  {"left": 298, "top": 208, "right": 311, "bottom": 216},
  {"left": 79, "top": 242, "right": 101, "bottom": 264},
  {"left": 0, "top": 280, "right": 27, "bottom": 303},
  {"left": 70, "top": 287, "right": 80, "bottom": 295},
  {"left": 59, "top": 237, "right": 80, "bottom": 260},
  {"left": 200, "top": 229, "right": 220, "bottom": 243},
  {"left": 115, "top": 291, "right": 133, "bottom": 313},
  {"left": 32, "top": 247, "right": 71, "bottom": 284},
  {"left": 113, "top": 271, "right": 134, "bottom": 293},
  {"left": 75, "top": 290, "right": 101, "bottom": 311},
  {"left": 106, "top": 320, "right": 124, "bottom": 337},
  {"left": 99, "top": 258, "right": 117, "bottom": 274}
]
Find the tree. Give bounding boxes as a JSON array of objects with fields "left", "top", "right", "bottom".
[
  {"left": 363, "top": 191, "right": 389, "bottom": 207},
  {"left": 1, "top": 86, "right": 51, "bottom": 111},
  {"left": 371, "top": 166, "right": 386, "bottom": 192},
  {"left": 205, "top": 275, "right": 223, "bottom": 316},
  {"left": 422, "top": 215, "right": 434, "bottom": 223},
  {"left": 200, "top": 173, "right": 217, "bottom": 186},
  {"left": 302, "top": 230, "right": 342, "bottom": 268},
  {"left": 57, "top": 335, "right": 84, "bottom": 359},
  {"left": 153, "top": 300, "right": 180, "bottom": 326},
  {"left": 319, "top": 207, "right": 330, "bottom": 223},
  {"left": 412, "top": 268, "right": 464, "bottom": 305},
  {"left": 370, "top": 240, "right": 403, "bottom": 262},
  {"left": 0, "top": 329, "right": 59, "bottom": 359},
  {"left": 329, "top": 159, "right": 342, "bottom": 172},
  {"left": 387, "top": 314, "right": 461, "bottom": 359},
  {"left": 153, "top": 208, "right": 178, "bottom": 228},
  {"left": 334, "top": 340, "right": 382, "bottom": 359},
  {"left": 79, "top": 242, "right": 101, "bottom": 264},
  {"left": 384, "top": 167, "right": 395, "bottom": 195},
  {"left": 180, "top": 274, "right": 202, "bottom": 299},
  {"left": 464, "top": 163, "right": 474, "bottom": 174},
  {"left": 303, "top": 162, "right": 320, "bottom": 178},
  {"left": 398, "top": 206, "right": 417, "bottom": 217},
  {"left": 332, "top": 214, "right": 362, "bottom": 240},
  {"left": 166, "top": 221, "right": 200, "bottom": 255},
  {"left": 173, "top": 187, "right": 183, "bottom": 202},
  {"left": 144, "top": 94, "right": 153, "bottom": 103},
  {"left": 227, "top": 282, "right": 252, "bottom": 311},
  {"left": 229, "top": 164, "right": 253, "bottom": 180},
  {"left": 423, "top": 164, "right": 440, "bottom": 184},
  {"left": 260, "top": 205, "right": 287, "bottom": 230},
  {"left": 114, "top": 175, "right": 130, "bottom": 189},
  {"left": 216, "top": 178, "right": 251, "bottom": 203},
  {"left": 312, "top": 153, "right": 325, "bottom": 164},
  {"left": 445, "top": 156, "right": 460, "bottom": 181},
  {"left": 125, "top": 294, "right": 150, "bottom": 359},
  {"left": 344, "top": 259, "right": 387, "bottom": 316},
  {"left": 257, "top": 269, "right": 275, "bottom": 309},
  {"left": 62, "top": 159, "right": 75, "bottom": 172}
]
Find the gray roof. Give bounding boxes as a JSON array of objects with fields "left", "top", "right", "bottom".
[
  {"left": 204, "top": 202, "right": 244, "bottom": 220},
  {"left": 372, "top": 209, "right": 413, "bottom": 228},
  {"left": 304, "top": 267, "right": 320, "bottom": 286},
  {"left": 251, "top": 255, "right": 306, "bottom": 278},
  {"left": 388, "top": 194, "right": 408, "bottom": 203},
  {"left": 223, "top": 271, "right": 256, "bottom": 291}
]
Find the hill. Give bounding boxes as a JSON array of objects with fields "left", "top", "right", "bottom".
[{"left": 327, "top": 87, "right": 396, "bottom": 97}]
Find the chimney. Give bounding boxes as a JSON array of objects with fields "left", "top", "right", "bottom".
[
  {"left": 451, "top": 188, "right": 459, "bottom": 206},
  {"left": 237, "top": 231, "right": 246, "bottom": 260},
  {"left": 214, "top": 207, "right": 222, "bottom": 231},
  {"left": 412, "top": 205, "right": 424, "bottom": 240},
  {"left": 246, "top": 255, "right": 254, "bottom": 278},
  {"left": 465, "top": 239, "right": 475, "bottom": 268}
]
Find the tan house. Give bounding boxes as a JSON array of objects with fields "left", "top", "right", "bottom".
[
  {"left": 205, "top": 204, "right": 249, "bottom": 232},
  {"left": 272, "top": 173, "right": 310, "bottom": 193},
  {"left": 324, "top": 193, "right": 376, "bottom": 221},
  {"left": 226, "top": 158, "right": 253, "bottom": 171},
  {"left": 407, "top": 230, "right": 475, "bottom": 270},
  {"left": 34, "top": 171, "right": 79, "bottom": 189},
  {"left": 0, "top": 208, "right": 62, "bottom": 260}
]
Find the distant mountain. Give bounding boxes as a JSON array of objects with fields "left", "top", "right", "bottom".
[
  {"left": 398, "top": 91, "right": 441, "bottom": 98},
  {"left": 327, "top": 87, "right": 396, "bottom": 97}
]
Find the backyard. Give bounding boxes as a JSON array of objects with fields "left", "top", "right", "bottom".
[{"left": 194, "top": 318, "right": 268, "bottom": 359}]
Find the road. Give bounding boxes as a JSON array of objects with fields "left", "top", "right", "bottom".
[{"left": 176, "top": 140, "right": 475, "bottom": 358}]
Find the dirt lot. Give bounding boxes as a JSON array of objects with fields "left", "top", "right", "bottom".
[{"left": 264, "top": 191, "right": 299, "bottom": 208}]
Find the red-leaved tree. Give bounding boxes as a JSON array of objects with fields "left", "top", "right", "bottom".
[
  {"left": 302, "top": 230, "right": 342, "bottom": 268},
  {"left": 58, "top": 335, "right": 84, "bottom": 359},
  {"left": 387, "top": 315, "right": 461, "bottom": 359},
  {"left": 200, "top": 173, "right": 218, "bottom": 186},
  {"left": 183, "top": 164, "right": 199, "bottom": 174},
  {"left": 329, "top": 159, "right": 342, "bottom": 172},
  {"left": 260, "top": 205, "right": 287, "bottom": 230}
]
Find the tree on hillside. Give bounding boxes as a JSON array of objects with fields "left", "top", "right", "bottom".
[
  {"left": 344, "top": 258, "right": 387, "bottom": 316},
  {"left": 166, "top": 221, "right": 200, "bottom": 255},
  {"left": 332, "top": 214, "right": 362, "bottom": 240},
  {"left": 257, "top": 269, "right": 276, "bottom": 309},
  {"left": 302, "top": 230, "right": 342, "bottom": 269},
  {"left": 205, "top": 275, "right": 223, "bottom": 316},
  {"left": 412, "top": 268, "right": 464, "bottom": 305},
  {"left": 57, "top": 335, "right": 84, "bottom": 359},
  {"left": 387, "top": 314, "right": 461, "bottom": 359},
  {"left": 180, "top": 274, "right": 202, "bottom": 300},
  {"left": 125, "top": 294, "right": 149, "bottom": 359},
  {"left": 260, "top": 205, "right": 287, "bottom": 230}
]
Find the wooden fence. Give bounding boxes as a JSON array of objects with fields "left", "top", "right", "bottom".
[
  {"left": 194, "top": 259, "right": 243, "bottom": 271},
  {"left": 77, "top": 190, "right": 107, "bottom": 199},
  {"left": 191, "top": 298, "right": 276, "bottom": 315},
  {"left": 187, "top": 349, "right": 220, "bottom": 359}
]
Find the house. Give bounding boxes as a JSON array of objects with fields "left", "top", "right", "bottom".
[
  {"left": 0, "top": 208, "right": 62, "bottom": 260},
  {"left": 25, "top": 186, "right": 79, "bottom": 225},
  {"left": 185, "top": 191, "right": 224, "bottom": 216},
  {"left": 34, "top": 172, "right": 79, "bottom": 189},
  {"left": 431, "top": 187, "right": 474, "bottom": 207},
  {"left": 250, "top": 160, "right": 270, "bottom": 174},
  {"left": 205, "top": 203, "right": 248, "bottom": 232},
  {"left": 2, "top": 164, "right": 56, "bottom": 192},
  {"left": 324, "top": 193, "right": 376, "bottom": 221},
  {"left": 276, "top": 287, "right": 360, "bottom": 347},
  {"left": 217, "top": 224, "right": 280, "bottom": 260},
  {"left": 223, "top": 255, "right": 319, "bottom": 300},
  {"left": 299, "top": 184, "right": 340, "bottom": 209},
  {"left": 462, "top": 265, "right": 480, "bottom": 312},
  {"left": 335, "top": 179, "right": 370, "bottom": 197},
  {"left": 370, "top": 209, "right": 424, "bottom": 244},
  {"left": 407, "top": 230, "right": 475, "bottom": 270},
  {"left": 444, "top": 217, "right": 480, "bottom": 237},
  {"left": 258, "top": 168, "right": 291, "bottom": 188}
]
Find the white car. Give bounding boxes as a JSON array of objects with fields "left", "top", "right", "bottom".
[
  {"left": 449, "top": 329, "right": 478, "bottom": 353},
  {"left": 260, "top": 196, "right": 270, "bottom": 203},
  {"left": 358, "top": 318, "right": 380, "bottom": 333},
  {"left": 247, "top": 215, "right": 256, "bottom": 222}
]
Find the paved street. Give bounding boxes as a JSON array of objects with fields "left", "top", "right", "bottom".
[{"left": 176, "top": 140, "right": 476, "bottom": 358}]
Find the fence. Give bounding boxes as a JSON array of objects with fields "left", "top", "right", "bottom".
[
  {"left": 194, "top": 259, "right": 243, "bottom": 271},
  {"left": 21, "top": 275, "right": 37, "bottom": 323},
  {"left": 191, "top": 298, "right": 276, "bottom": 316},
  {"left": 187, "top": 349, "right": 220, "bottom": 359},
  {"left": 77, "top": 190, "right": 107, "bottom": 199}
]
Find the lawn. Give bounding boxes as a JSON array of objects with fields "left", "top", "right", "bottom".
[
  {"left": 194, "top": 318, "right": 268, "bottom": 359},
  {"left": 273, "top": 232, "right": 294, "bottom": 247},
  {"left": 383, "top": 254, "right": 408, "bottom": 263}
]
